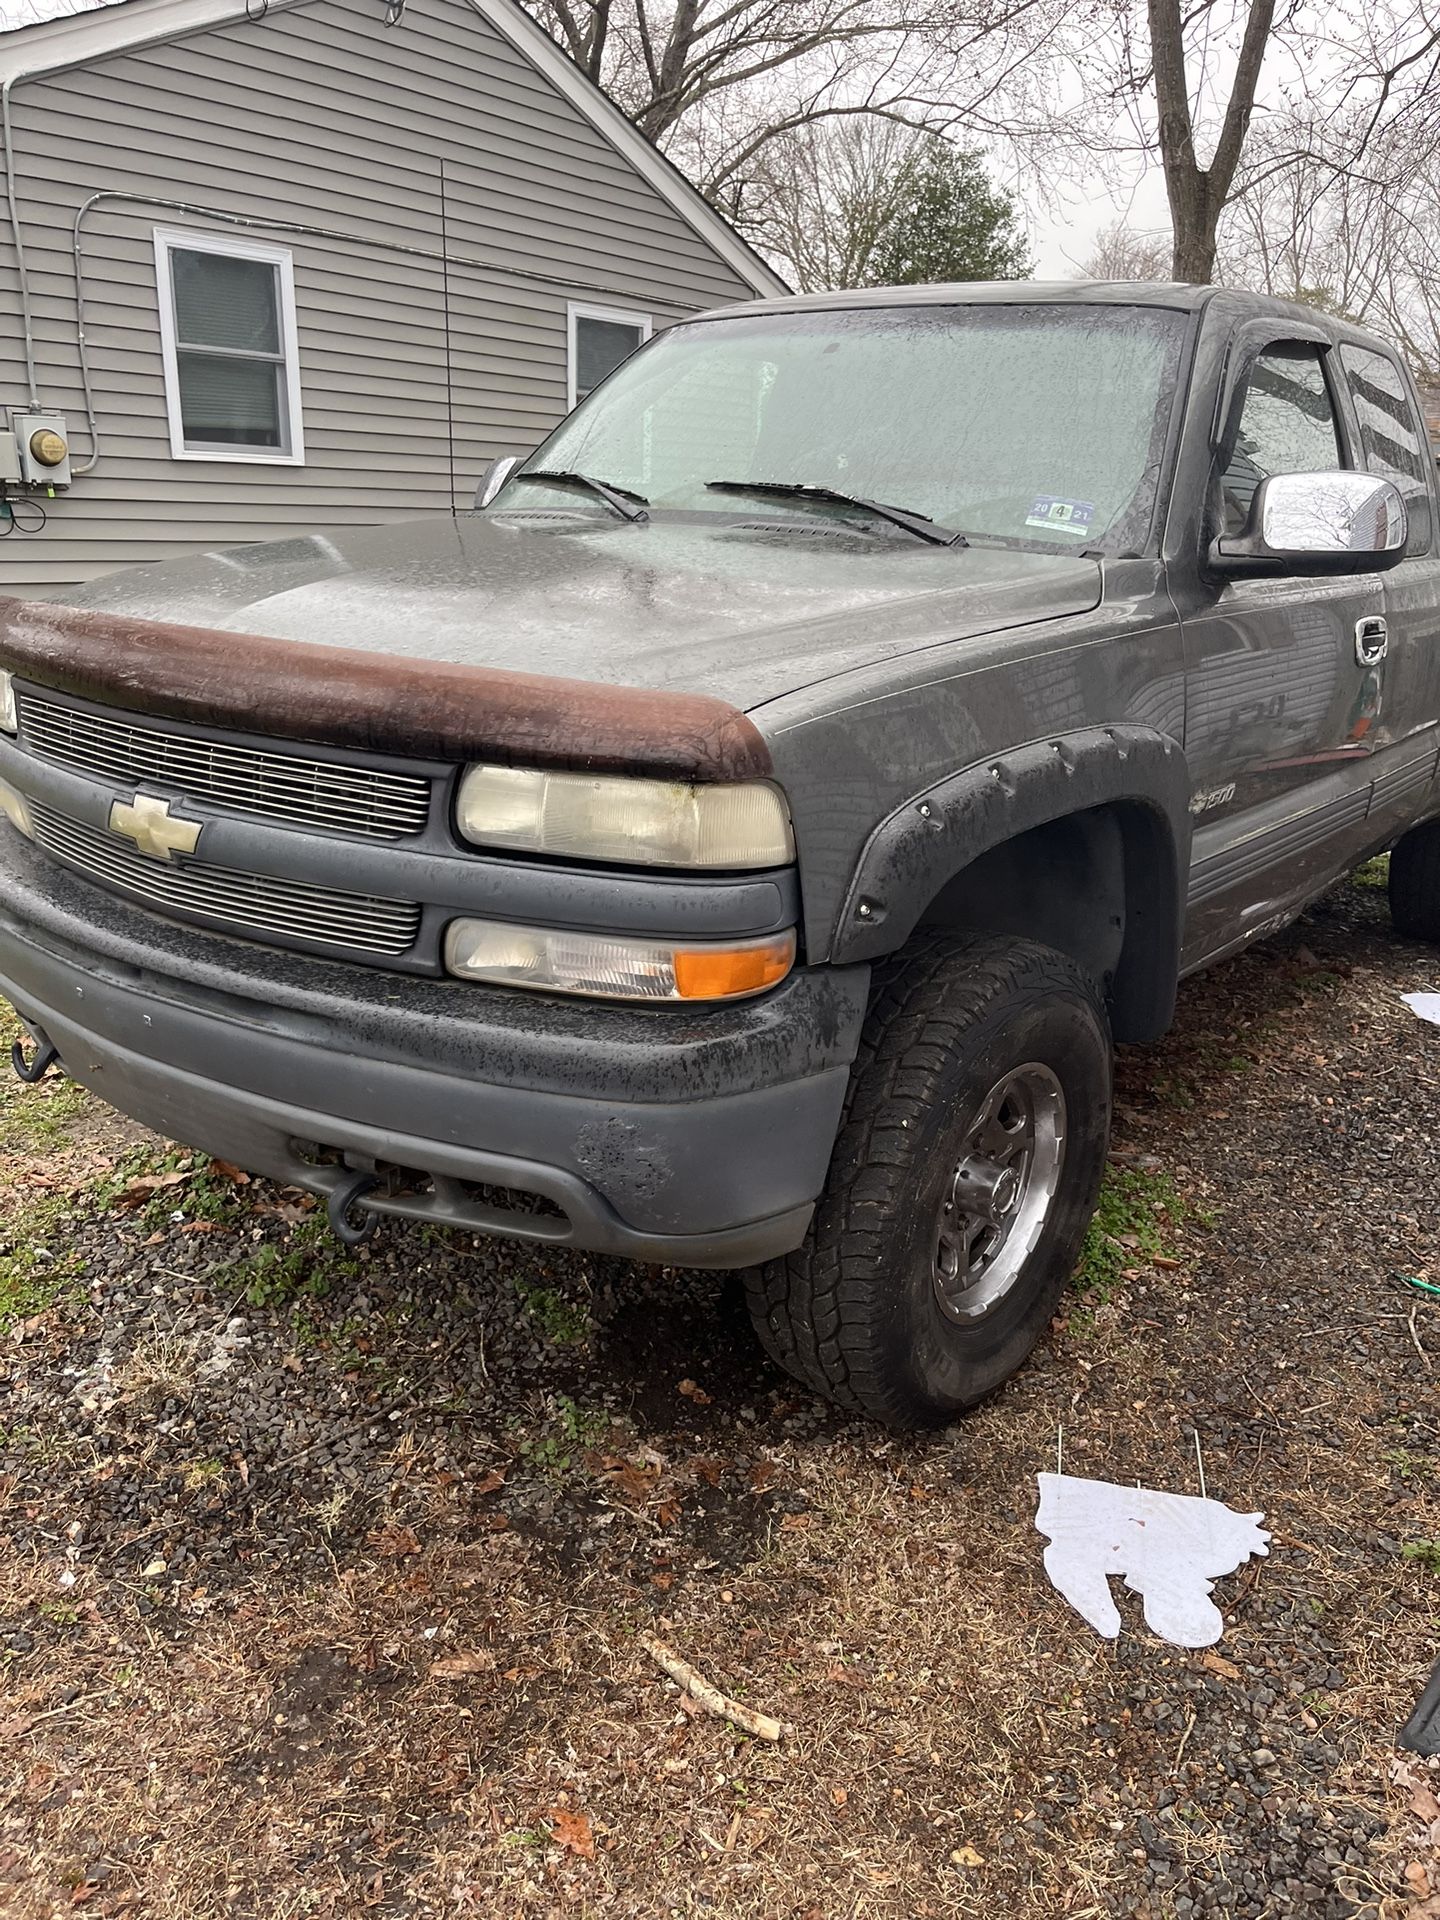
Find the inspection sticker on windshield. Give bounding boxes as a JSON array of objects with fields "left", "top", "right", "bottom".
[{"left": 1025, "top": 495, "right": 1095, "bottom": 536}]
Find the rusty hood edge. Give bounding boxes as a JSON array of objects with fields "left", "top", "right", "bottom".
[{"left": 0, "top": 597, "right": 774, "bottom": 784}]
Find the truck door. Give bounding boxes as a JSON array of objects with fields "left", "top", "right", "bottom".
[
  {"left": 1179, "top": 340, "right": 1387, "bottom": 968},
  {"left": 1332, "top": 341, "right": 1440, "bottom": 841}
]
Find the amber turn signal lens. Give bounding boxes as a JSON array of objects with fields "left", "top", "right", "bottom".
[{"left": 673, "top": 933, "right": 795, "bottom": 1000}]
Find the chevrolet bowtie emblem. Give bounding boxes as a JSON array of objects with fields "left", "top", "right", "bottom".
[{"left": 108, "top": 793, "right": 202, "bottom": 861}]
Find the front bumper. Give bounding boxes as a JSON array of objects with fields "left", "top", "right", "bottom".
[{"left": 0, "top": 837, "right": 868, "bottom": 1267}]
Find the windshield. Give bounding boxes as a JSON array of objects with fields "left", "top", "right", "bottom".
[{"left": 493, "top": 303, "right": 1188, "bottom": 554}]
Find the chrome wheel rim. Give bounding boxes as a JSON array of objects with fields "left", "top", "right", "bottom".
[{"left": 934, "top": 1062, "right": 1067, "bottom": 1323}]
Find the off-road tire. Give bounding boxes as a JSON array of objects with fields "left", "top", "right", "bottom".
[
  {"left": 1389, "top": 818, "right": 1440, "bottom": 943},
  {"left": 743, "top": 932, "right": 1112, "bottom": 1428}
]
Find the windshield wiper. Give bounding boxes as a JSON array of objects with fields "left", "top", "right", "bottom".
[
  {"left": 510, "top": 470, "right": 649, "bottom": 522},
  {"left": 705, "top": 480, "right": 964, "bottom": 547}
]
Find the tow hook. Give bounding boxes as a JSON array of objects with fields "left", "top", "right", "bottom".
[
  {"left": 11, "top": 1026, "right": 60, "bottom": 1085},
  {"left": 326, "top": 1167, "right": 381, "bottom": 1247}
]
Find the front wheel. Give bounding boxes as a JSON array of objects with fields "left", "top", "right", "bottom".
[{"left": 744, "top": 932, "right": 1112, "bottom": 1428}]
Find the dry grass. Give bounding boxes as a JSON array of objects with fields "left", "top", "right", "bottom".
[{"left": 1, "top": 888, "right": 1439, "bottom": 1918}]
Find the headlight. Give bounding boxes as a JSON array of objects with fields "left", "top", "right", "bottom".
[
  {"left": 454, "top": 765, "right": 793, "bottom": 869},
  {"left": 0, "top": 774, "right": 34, "bottom": 839},
  {"left": 0, "top": 673, "right": 15, "bottom": 734},
  {"left": 444, "top": 918, "right": 795, "bottom": 1002}
]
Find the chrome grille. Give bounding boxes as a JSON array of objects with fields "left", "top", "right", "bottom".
[
  {"left": 30, "top": 802, "right": 421, "bottom": 957},
  {"left": 17, "top": 694, "right": 430, "bottom": 841}
]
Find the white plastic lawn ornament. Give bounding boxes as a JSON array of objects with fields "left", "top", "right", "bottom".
[
  {"left": 1402, "top": 992, "right": 1440, "bottom": 1028},
  {"left": 1034, "top": 1473, "right": 1270, "bottom": 1648}
]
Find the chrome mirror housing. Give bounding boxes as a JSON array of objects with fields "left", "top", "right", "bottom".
[
  {"left": 1212, "top": 470, "right": 1408, "bottom": 577},
  {"left": 474, "top": 454, "right": 523, "bottom": 510}
]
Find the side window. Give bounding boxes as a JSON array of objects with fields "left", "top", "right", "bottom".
[
  {"left": 1338, "top": 344, "right": 1433, "bottom": 555},
  {"left": 1222, "top": 346, "right": 1341, "bottom": 534}
]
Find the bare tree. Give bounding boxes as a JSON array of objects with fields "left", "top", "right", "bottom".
[
  {"left": 1145, "top": 0, "right": 1275, "bottom": 282},
  {"left": 745, "top": 119, "right": 915, "bottom": 291},
  {"left": 1079, "top": 219, "right": 1173, "bottom": 281},
  {"left": 519, "top": 0, "right": 1069, "bottom": 218},
  {"left": 1011, "top": 0, "right": 1440, "bottom": 289},
  {"left": 748, "top": 119, "right": 1028, "bottom": 289},
  {"left": 1218, "top": 127, "right": 1440, "bottom": 376}
]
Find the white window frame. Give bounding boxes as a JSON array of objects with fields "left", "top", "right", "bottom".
[
  {"left": 153, "top": 227, "right": 305, "bottom": 465},
  {"left": 566, "top": 301, "right": 652, "bottom": 412}
]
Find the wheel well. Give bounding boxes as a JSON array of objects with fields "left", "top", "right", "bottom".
[{"left": 915, "top": 803, "right": 1180, "bottom": 1043}]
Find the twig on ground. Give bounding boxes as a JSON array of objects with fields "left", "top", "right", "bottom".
[
  {"left": 1407, "top": 1303, "right": 1431, "bottom": 1371},
  {"left": 639, "top": 1633, "right": 790, "bottom": 1743},
  {"left": 1175, "top": 1706, "right": 1198, "bottom": 1772}
]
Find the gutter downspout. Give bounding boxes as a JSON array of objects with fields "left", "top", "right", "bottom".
[{"left": 1, "top": 73, "right": 41, "bottom": 410}]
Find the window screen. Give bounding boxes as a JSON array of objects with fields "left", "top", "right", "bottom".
[
  {"left": 165, "top": 244, "right": 293, "bottom": 452},
  {"left": 575, "top": 315, "right": 646, "bottom": 403},
  {"left": 1223, "top": 348, "right": 1341, "bottom": 534},
  {"left": 1339, "top": 344, "right": 1433, "bottom": 554}
]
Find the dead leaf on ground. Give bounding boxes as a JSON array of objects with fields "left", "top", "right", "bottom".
[
  {"left": 367, "top": 1524, "right": 422, "bottom": 1558},
  {"left": 950, "top": 1845, "right": 986, "bottom": 1867},
  {"left": 430, "top": 1651, "right": 497, "bottom": 1678},
  {"left": 548, "top": 1806, "right": 596, "bottom": 1860},
  {"left": 1200, "top": 1650, "right": 1241, "bottom": 1680},
  {"left": 677, "top": 1378, "right": 712, "bottom": 1405},
  {"left": 608, "top": 1461, "right": 660, "bottom": 1503},
  {"left": 207, "top": 1159, "right": 251, "bottom": 1185},
  {"left": 109, "top": 1169, "right": 193, "bottom": 1208}
]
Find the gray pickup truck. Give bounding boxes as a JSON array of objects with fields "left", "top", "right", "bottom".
[{"left": 2, "top": 281, "right": 1438, "bottom": 1428}]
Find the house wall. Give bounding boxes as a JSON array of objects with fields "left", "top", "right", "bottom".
[{"left": 0, "top": 0, "right": 766, "bottom": 593}]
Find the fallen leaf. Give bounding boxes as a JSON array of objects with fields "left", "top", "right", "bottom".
[
  {"left": 748, "top": 1459, "right": 779, "bottom": 1492},
  {"left": 473, "top": 1469, "right": 506, "bottom": 1495},
  {"left": 950, "top": 1845, "right": 985, "bottom": 1867},
  {"left": 548, "top": 1807, "right": 596, "bottom": 1861},
  {"left": 208, "top": 1159, "right": 251, "bottom": 1185},
  {"left": 1412, "top": 1782, "right": 1440, "bottom": 1825},
  {"left": 1200, "top": 1651, "right": 1241, "bottom": 1680},
  {"left": 430, "top": 1651, "right": 497, "bottom": 1678},
  {"left": 110, "top": 1169, "right": 193, "bottom": 1208},
  {"left": 677, "top": 1378, "right": 713, "bottom": 1405},
  {"left": 368, "top": 1524, "right": 422, "bottom": 1558},
  {"left": 141, "top": 1558, "right": 168, "bottom": 1578},
  {"left": 779, "top": 1512, "right": 812, "bottom": 1531},
  {"left": 1406, "top": 1861, "right": 1433, "bottom": 1897},
  {"left": 610, "top": 1461, "right": 660, "bottom": 1503},
  {"left": 655, "top": 1500, "right": 682, "bottom": 1528}
]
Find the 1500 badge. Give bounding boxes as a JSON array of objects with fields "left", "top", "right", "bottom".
[{"left": 1189, "top": 783, "right": 1237, "bottom": 817}]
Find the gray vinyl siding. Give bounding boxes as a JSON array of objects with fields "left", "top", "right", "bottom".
[{"left": 0, "top": 0, "right": 764, "bottom": 592}]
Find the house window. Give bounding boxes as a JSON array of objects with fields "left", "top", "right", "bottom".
[
  {"left": 154, "top": 229, "right": 304, "bottom": 463},
  {"left": 568, "top": 303, "right": 652, "bottom": 411}
]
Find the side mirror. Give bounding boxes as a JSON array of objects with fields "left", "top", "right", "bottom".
[
  {"left": 474, "top": 454, "right": 523, "bottom": 510},
  {"left": 1211, "top": 470, "right": 1407, "bottom": 578}
]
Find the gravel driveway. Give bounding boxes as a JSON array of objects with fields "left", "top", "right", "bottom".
[{"left": 1, "top": 871, "right": 1438, "bottom": 1919}]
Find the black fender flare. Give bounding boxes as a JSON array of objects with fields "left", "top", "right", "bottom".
[{"left": 830, "top": 726, "right": 1193, "bottom": 1041}]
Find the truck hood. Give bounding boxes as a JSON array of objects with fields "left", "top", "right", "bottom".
[{"left": 53, "top": 511, "right": 1102, "bottom": 712}]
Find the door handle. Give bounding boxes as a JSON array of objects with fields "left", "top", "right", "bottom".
[{"left": 1355, "top": 615, "right": 1388, "bottom": 666}]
